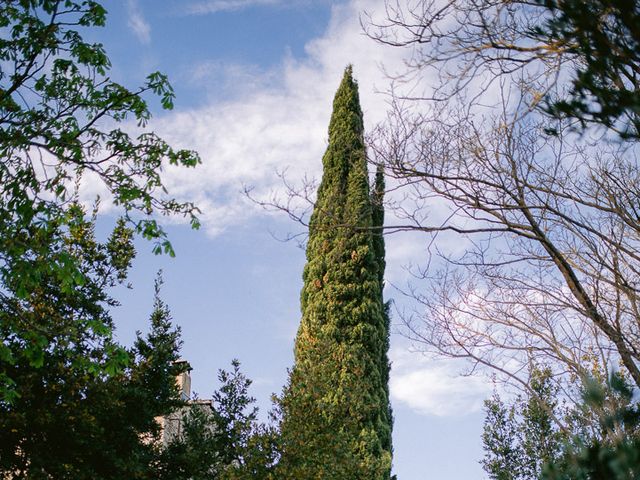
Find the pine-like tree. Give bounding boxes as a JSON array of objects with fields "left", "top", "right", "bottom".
[
  {"left": 161, "top": 359, "right": 279, "bottom": 480},
  {"left": 278, "top": 66, "right": 393, "bottom": 479},
  {"left": 481, "top": 367, "right": 565, "bottom": 480}
]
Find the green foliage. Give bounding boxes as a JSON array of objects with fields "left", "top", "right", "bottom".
[
  {"left": 161, "top": 402, "right": 221, "bottom": 480},
  {"left": 520, "top": 369, "right": 565, "bottom": 477},
  {"left": 482, "top": 367, "right": 565, "bottom": 480},
  {"left": 482, "top": 393, "right": 520, "bottom": 480},
  {"left": 535, "top": 0, "right": 640, "bottom": 138},
  {"left": 483, "top": 367, "right": 640, "bottom": 480},
  {"left": 542, "top": 373, "right": 640, "bottom": 480},
  {"left": 210, "top": 359, "right": 278, "bottom": 479},
  {"left": 0, "top": 203, "right": 134, "bottom": 404},
  {"left": 277, "top": 66, "right": 393, "bottom": 479},
  {"left": 0, "top": 0, "right": 200, "bottom": 400},
  {"left": 0, "top": 0, "right": 200, "bottom": 253},
  {"left": 0, "top": 268, "right": 186, "bottom": 479},
  {"left": 372, "top": 163, "right": 393, "bottom": 456},
  {"left": 162, "top": 360, "right": 278, "bottom": 480}
]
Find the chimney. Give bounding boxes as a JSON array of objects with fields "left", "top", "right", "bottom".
[{"left": 174, "top": 359, "right": 192, "bottom": 401}]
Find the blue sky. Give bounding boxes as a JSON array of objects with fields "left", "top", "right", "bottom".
[{"left": 92, "top": 1, "right": 489, "bottom": 478}]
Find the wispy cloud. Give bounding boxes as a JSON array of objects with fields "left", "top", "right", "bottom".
[
  {"left": 389, "top": 347, "right": 492, "bottom": 417},
  {"left": 126, "top": 0, "right": 151, "bottom": 44},
  {"left": 82, "top": 0, "right": 424, "bottom": 249},
  {"left": 186, "top": 0, "right": 283, "bottom": 15},
  {"left": 121, "top": 0, "right": 410, "bottom": 236},
  {"left": 78, "top": 0, "right": 496, "bottom": 418}
]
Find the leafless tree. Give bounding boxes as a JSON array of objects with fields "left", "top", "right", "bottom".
[
  {"left": 249, "top": 1, "right": 640, "bottom": 400},
  {"left": 364, "top": 0, "right": 640, "bottom": 138},
  {"left": 364, "top": 1, "right": 559, "bottom": 101},
  {"left": 373, "top": 99, "right": 639, "bottom": 387},
  {"left": 354, "top": 0, "right": 640, "bottom": 396}
]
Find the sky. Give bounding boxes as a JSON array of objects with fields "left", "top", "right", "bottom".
[{"left": 92, "top": 1, "right": 490, "bottom": 478}]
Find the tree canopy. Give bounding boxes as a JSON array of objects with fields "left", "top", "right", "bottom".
[
  {"left": 0, "top": 0, "right": 200, "bottom": 401},
  {"left": 364, "top": 0, "right": 640, "bottom": 395},
  {"left": 277, "top": 66, "right": 393, "bottom": 480},
  {"left": 366, "top": 0, "right": 640, "bottom": 139},
  {"left": 0, "top": 2, "right": 203, "bottom": 475},
  {"left": 0, "top": 268, "right": 187, "bottom": 479}
]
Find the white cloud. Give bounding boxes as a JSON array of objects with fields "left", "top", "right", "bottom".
[
  {"left": 75, "top": 0, "right": 447, "bottom": 295},
  {"left": 138, "top": 0, "right": 411, "bottom": 237},
  {"left": 80, "top": 0, "right": 439, "bottom": 288},
  {"left": 188, "top": 62, "right": 276, "bottom": 91},
  {"left": 185, "top": 0, "right": 283, "bottom": 14},
  {"left": 126, "top": 0, "right": 151, "bottom": 44},
  {"left": 77, "top": 0, "right": 496, "bottom": 418},
  {"left": 389, "top": 347, "right": 492, "bottom": 417}
]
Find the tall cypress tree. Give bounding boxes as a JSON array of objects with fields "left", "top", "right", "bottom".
[
  {"left": 278, "top": 66, "right": 393, "bottom": 479},
  {"left": 372, "top": 163, "right": 393, "bottom": 459}
]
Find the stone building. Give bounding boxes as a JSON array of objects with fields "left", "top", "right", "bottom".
[{"left": 157, "top": 360, "right": 214, "bottom": 446}]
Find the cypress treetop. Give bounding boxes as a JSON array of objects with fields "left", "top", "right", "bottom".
[{"left": 278, "top": 66, "right": 393, "bottom": 480}]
